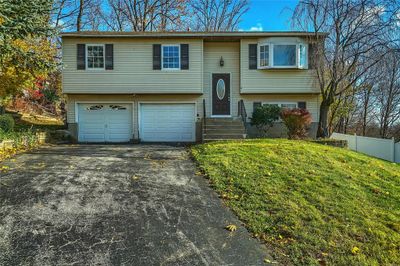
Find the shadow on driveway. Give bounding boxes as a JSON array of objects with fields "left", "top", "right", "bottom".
[{"left": 0, "top": 145, "right": 270, "bottom": 265}]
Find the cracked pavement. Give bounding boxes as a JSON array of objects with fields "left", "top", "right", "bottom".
[{"left": 0, "top": 144, "right": 270, "bottom": 265}]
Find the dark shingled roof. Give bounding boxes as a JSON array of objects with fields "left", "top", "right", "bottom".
[{"left": 61, "top": 31, "right": 328, "bottom": 39}]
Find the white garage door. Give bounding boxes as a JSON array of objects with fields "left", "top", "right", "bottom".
[
  {"left": 140, "top": 103, "right": 195, "bottom": 142},
  {"left": 78, "top": 103, "right": 133, "bottom": 142}
]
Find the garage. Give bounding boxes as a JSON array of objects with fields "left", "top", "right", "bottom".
[
  {"left": 78, "top": 103, "right": 133, "bottom": 142},
  {"left": 140, "top": 103, "right": 196, "bottom": 142}
]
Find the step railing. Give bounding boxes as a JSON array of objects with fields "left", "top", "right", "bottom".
[
  {"left": 202, "top": 99, "right": 206, "bottom": 140},
  {"left": 238, "top": 100, "right": 247, "bottom": 125}
]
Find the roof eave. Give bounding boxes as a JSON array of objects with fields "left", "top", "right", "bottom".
[{"left": 60, "top": 31, "right": 329, "bottom": 39}]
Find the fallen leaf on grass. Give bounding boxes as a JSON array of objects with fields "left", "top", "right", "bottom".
[
  {"left": 0, "top": 165, "right": 10, "bottom": 172},
  {"left": 225, "top": 224, "right": 237, "bottom": 232},
  {"left": 351, "top": 246, "right": 360, "bottom": 255},
  {"left": 131, "top": 175, "right": 140, "bottom": 181}
]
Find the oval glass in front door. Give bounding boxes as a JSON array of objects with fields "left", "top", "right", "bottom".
[
  {"left": 212, "top": 73, "right": 230, "bottom": 115},
  {"left": 216, "top": 79, "right": 225, "bottom": 100}
]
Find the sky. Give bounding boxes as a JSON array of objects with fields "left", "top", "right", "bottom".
[{"left": 239, "top": 0, "right": 300, "bottom": 31}]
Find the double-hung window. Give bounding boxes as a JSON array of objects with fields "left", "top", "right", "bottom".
[
  {"left": 263, "top": 102, "right": 298, "bottom": 109},
  {"left": 162, "top": 45, "right": 180, "bottom": 70},
  {"left": 258, "top": 43, "right": 308, "bottom": 69},
  {"left": 259, "top": 44, "right": 269, "bottom": 68},
  {"left": 86, "top": 44, "right": 105, "bottom": 69}
]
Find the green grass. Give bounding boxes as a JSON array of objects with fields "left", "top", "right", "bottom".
[{"left": 191, "top": 139, "right": 400, "bottom": 265}]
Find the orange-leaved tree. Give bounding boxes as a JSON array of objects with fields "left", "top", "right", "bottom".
[{"left": 280, "top": 108, "right": 313, "bottom": 139}]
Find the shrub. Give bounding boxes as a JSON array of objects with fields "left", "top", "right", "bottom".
[
  {"left": 250, "top": 105, "right": 281, "bottom": 136},
  {"left": 0, "top": 114, "right": 15, "bottom": 132},
  {"left": 280, "top": 108, "right": 312, "bottom": 139}
]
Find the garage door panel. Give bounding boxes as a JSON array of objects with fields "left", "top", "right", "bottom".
[
  {"left": 78, "top": 103, "right": 132, "bottom": 143},
  {"left": 81, "top": 134, "right": 106, "bottom": 142},
  {"left": 140, "top": 103, "right": 195, "bottom": 142}
]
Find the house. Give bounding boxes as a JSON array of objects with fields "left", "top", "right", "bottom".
[{"left": 61, "top": 31, "right": 326, "bottom": 143}]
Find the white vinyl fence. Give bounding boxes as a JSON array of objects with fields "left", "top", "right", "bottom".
[{"left": 331, "top": 132, "right": 400, "bottom": 163}]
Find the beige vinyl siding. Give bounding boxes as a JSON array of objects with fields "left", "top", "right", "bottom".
[
  {"left": 203, "top": 42, "right": 240, "bottom": 116},
  {"left": 62, "top": 38, "right": 203, "bottom": 94},
  {"left": 240, "top": 39, "right": 319, "bottom": 94},
  {"left": 241, "top": 94, "right": 320, "bottom": 122}
]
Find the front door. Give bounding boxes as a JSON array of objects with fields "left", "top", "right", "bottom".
[{"left": 212, "top": 73, "right": 230, "bottom": 116}]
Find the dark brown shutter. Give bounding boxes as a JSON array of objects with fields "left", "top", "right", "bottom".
[
  {"left": 253, "top": 102, "right": 262, "bottom": 111},
  {"left": 308, "top": 44, "right": 315, "bottom": 69},
  {"left": 249, "top": 44, "right": 258, "bottom": 69},
  {"left": 105, "top": 44, "right": 113, "bottom": 70},
  {"left": 77, "top": 44, "right": 85, "bottom": 70},
  {"left": 153, "top": 44, "right": 161, "bottom": 70},
  {"left": 180, "top": 44, "right": 189, "bottom": 70},
  {"left": 298, "top": 102, "right": 307, "bottom": 109}
]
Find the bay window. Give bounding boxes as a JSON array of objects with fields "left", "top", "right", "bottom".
[
  {"left": 258, "top": 43, "right": 308, "bottom": 69},
  {"left": 259, "top": 44, "right": 269, "bottom": 67}
]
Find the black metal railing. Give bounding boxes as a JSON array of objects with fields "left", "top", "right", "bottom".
[
  {"left": 238, "top": 99, "right": 247, "bottom": 125},
  {"left": 203, "top": 99, "right": 207, "bottom": 132}
]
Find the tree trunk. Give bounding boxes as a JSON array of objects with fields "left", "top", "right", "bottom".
[
  {"left": 317, "top": 101, "right": 330, "bottom": 138},
  {"left": 77, "top": 0, "right": 84, "bottom": 31},
  {"left": 0, "top": 105, "right": 5, "bottom": 115}
]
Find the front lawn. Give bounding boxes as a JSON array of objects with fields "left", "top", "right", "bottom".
[{"left": 191, "top": 139, "right": 400, "bottom": 265}]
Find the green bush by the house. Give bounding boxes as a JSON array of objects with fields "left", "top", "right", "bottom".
[
  {"left": 250, "top": 105, "right": 281, "bottom": 136},
  {"left": 0, "top": 114, "right": 15, "bottom": 132}
]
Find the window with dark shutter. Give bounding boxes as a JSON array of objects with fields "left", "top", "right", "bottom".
[
  {"left": 253, "top": 102, "right": 262, "bottom": 111},
  {"left": 249, "top": 44, "right": 258, "bottom": 69},
  {"left": 153, "top": 44, "right": 161, "bottom": 70},
  {"left": 105, "top": 44, "right": 113, "bottom": 70},
  {"left": 180, "top": 44, "right": 189, "bottom": 70},
  {"left": 77, "top": 44, "right": 85, "bottom": 70},
  {"left": 298, "top": 102, "right": 307, "bottom": 109}
]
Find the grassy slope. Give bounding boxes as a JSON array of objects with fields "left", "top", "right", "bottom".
[{"left": 191, "top": 139, "right": 400, "bottom": 265}]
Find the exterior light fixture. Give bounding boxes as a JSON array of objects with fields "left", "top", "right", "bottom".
[{"left": 220, "top": 56, "right": 224, "bottom": 67}]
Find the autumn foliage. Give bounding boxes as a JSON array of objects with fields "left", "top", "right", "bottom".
[{"left": 280, "top": 108, "right": 312, "bottom": 139}]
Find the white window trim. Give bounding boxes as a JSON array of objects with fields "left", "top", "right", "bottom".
[
  {"left": 257, "top": 42, "right": 308, "bottom": 69},
  {"left": 86, "top": 44, "right": 105, "bottom": 70},
  {"left": 161, "top": 44, "right": 180, "bottom": 71},
  {"left": 262, "top": 102, "right": 298, "bottom": 108}
]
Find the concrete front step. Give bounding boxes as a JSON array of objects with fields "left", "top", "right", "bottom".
[
  {"left": 203, "top": 134, "right": 246, "bottom": 140},
  {"left": 202, "top": 117, "right": 247, "bottom": 142},
  {"left": 204, "top": 129, "right": 246, "bottom": 134},
  {"left": 205, "top": 119, "right": 243, "bottom": 124},
  {"left": 206, "top": 117, "right": 242, "bottom": 122},
  {"left": 205, "top": 124, "right": 244, "bottom": 128}
]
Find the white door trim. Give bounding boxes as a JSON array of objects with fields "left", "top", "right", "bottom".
[
  {"left": 138, "top": 101, "right": 197, "bottom": 142},
  {"left": 210, "top": 73, "right": 232, "bottom": 117}
]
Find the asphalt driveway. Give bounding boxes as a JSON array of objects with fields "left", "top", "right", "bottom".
[{"left": 0, "top": 145, "right": 270, "bottom": 265}]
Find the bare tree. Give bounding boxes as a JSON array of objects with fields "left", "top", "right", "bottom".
[
  {"left": 189, "top": 0, "right": 249, "bottom": 31},
  {"left": 76, "top": 0, "right": 84, "bottom": 31},
  {"left": 374, "top": 49, "right": 400, "bottom": 138},
  {"left": 100, "top": 0, "right": 187, "bottom": 31},
  {"left": 293, "top": 0, "right": 400, "bottom": 137}
]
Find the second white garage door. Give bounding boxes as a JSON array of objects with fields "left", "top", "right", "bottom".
[{"left": 140, "top": 103, "right": 196, "bottom": 142}]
